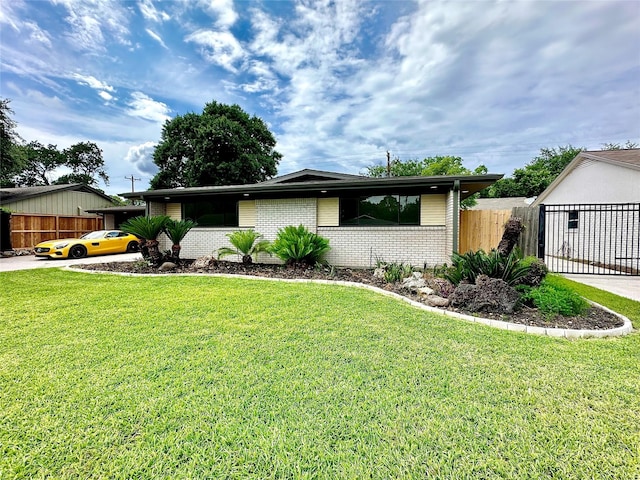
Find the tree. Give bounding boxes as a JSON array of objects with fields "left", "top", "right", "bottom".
[
  {"left": 365, "top": 156, "right": 487, "bottom": 209},
  {"left": 54, "top": 141, "right": 109, "bottom": 187},
  {"left": 483, "top": 145, "right": 584, "bottom": 198},
  {"left": 164, "top": 219, "right": 196, "bottom": 261},
  {"left": 13, "top": 141, "right": 65, "bottom": 186},
  {"left": 120, "top": 215, "right": 170, "bottom": 266},
  {"left": 150, "top": 101, "right": 281, "bottom": 189},
  {"left": 0, "top": 98, "right": 24, "bottom": 187},
  {"left": 602, "top": 140, "right": 638, "bottom": 150}
]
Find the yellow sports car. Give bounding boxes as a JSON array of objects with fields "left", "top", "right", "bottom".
[{"left": 34, "top": 230, "right": 140, "bottom": 259}]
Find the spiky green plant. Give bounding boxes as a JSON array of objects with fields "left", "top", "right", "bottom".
[
  {"left": 164, "top": 219, "right": 197, "bottom": 260},
  {"left": 444, "top": 248, "right": 531, "bottom": 286},
  {"left": 270, "top": 225, "right": 330, "bottom": 267},
  {"left": 120, "top": 215, "right": 170, "bottom": 266},
  {"left": 218, "top": 229, "right": 271, "bottom": 264}
]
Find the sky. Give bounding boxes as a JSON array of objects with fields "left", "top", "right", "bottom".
[{"left": 1, "top": 0, "right": 639, "bottom": 196}]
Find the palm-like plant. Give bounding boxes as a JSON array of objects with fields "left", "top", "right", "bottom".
[
  {"left": 164, "top": 219, "right": 196, "bottom": 260},
  {"left": 270, "top": 225, "right": 330, "bottom": 267},
  {"left": 120, "top": 215, "right": 170, "bottom": 266},
  {"left": 218, "top": 229, "right": 271, "bottom": 264}
]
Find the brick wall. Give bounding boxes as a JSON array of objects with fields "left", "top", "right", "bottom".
[
  {"left": 318, "top": 226, "right": 448, "bottom": 268},
  {"left": 256, "top": 198, "right": 317, "bottom": 240}
]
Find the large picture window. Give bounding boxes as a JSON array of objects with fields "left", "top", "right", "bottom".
[
  {"left": 183, "top": 199, "right": 238, "bottom": 227},
  {"left": 340, "top": 195, "right": 420, "bottom": 226}
]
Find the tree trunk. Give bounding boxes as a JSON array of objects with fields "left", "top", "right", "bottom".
[
  {"left": 146, "top": 239, "right": 162, "bottom": 267},
  {"left": 242, "top": 254, "right": 252, "bottom": 264},
  {"left": 497, "top": 217, "right": 524, "bottom": 256},
  {"left": 171, "top": 244, "right": 181, "bottom": 261}
]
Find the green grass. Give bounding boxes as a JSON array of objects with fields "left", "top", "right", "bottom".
[{"left": 1, "top": 269, "right": 639, "bottom": 479}]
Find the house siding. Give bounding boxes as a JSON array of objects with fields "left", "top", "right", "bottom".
[
  {"left": 4, "top": 191, "right": 111, "bottom": 216},
  {"left": 420, "top": 194, "right": 446, "bottom": 225},
  {"left": 238, "top": 200, "right": 256, "bottom": 227},
  {"left": 166, "top": 203, "right": 181, "bottom": 220},
  {"left": 256, "top": 198, "right": 317, "bottom": 240},
  {"left": 317, "top": 197, "right": 339, "bottom": 227}
]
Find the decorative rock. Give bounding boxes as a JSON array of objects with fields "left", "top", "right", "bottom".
[
  {"left": 449, "top": 275, "right": 520, "bottom": 314},
  {"left": 417, "top": 286, "right": 435, "bottom": 296},
  {"left": 373, "top": 267, "right": 386, "bottom": 279},
  {"left": 158, "top": 261, "right": 177, "bottom": 271},
  {"left": 193, "top": 255, "right": 217, "bottom": 269},
  {"left": 424, "top": 294, "right": 450, "bottom": 307},
  {"left": 401, "top": 274, "right": 427, "bottom": 292}
]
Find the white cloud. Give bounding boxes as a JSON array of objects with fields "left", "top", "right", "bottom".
[
  {"left": 24, "top": 21, "right": 52, "bottom": 47},
  {"left": 146, "top": 28, "right": 168, "bottom": 49},
  {"left": 138, "top": 0, "right": 170, "bottom": 23},
  {"left": 124, "top": 141, "right": 158, "bottom": 177},
  {"left": 72, "top": 73, "right": 115, "bottom": 92},
  {"left": 126, "top": 92, "right": 171, "bottom": 123},
  {"left": 199, "top": 0, "right": 237, "bottom": 28},
  {"left": 185, "top": 29, "right": 245, "bottom": 72},
  {"left": 52, "top": 0, "right": 131, "bottom": 52},
  {"left": 98, "top": 91, "right": 114, "bottom": 102}
]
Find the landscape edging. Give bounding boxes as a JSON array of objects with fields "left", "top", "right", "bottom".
[{"left": 65, "top": 267, "right": 633, "bottom": 339}]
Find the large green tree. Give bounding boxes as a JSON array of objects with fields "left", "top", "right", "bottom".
[
  {"left": 54, "top": 141, "right": 109, "bottom": 187},
  {"left": 0, "top": 98, "right": 24, "bottom": 187},
  {"left": 365, "top": 156, "right": 487, "bottom": 208},
  {"left": 150, "top": 101, "right": 281, "bottom": 189},
  {"left": 13, "top": 141, "right": 65, "bottom": 186},
  {"left": 482, "top": 145, "right": 583, "bottom": 198}
]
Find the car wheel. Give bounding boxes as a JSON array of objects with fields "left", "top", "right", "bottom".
[
  {"left": 69, "top": 245, "right": 87, "bottom": 259},
  {"left": 126, "top": 241, "right": 139, "bottom": 253}
]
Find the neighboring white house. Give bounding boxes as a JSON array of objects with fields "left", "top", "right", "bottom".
[
  {"left": 532, "top": 149, "right": 640, "bottom": 274},
  {"left": 532, "top": 149, "right": 640, "bottom": 205},
  {"left": 123, "top": 169, "right": 503, "bottom": 268}
]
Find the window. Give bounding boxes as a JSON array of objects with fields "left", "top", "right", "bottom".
[
  {"left": 340, "top": 195, "right": 420, "bottom": 226},
  {"left": 568, "top": 210, "right": 578, "bottom": 229},
  {"left": 183, "top": 199, "right": 238, "bottom": 227}
]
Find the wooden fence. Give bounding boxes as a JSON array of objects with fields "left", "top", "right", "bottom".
[
  {"left": 459, "top": 207, "right": 539, "bottom": 257},
  {"left": 8, "top": 213, "right": 103, "bottom": 249}
]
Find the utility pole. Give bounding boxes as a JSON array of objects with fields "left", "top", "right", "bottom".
[
  {"left": 386, "top": 150, "right": 391, "bottom": 177},
  {"left": 125, "top": 175, "right": 141, "bottom": 192}
]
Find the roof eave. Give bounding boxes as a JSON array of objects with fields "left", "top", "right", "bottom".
[{"left": 121, "top": 174, "right": 503, "bottom": 200}]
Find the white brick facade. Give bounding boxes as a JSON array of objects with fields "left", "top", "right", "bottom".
[
  {"left": 149, "top": 195, "right": 457, "bottom": 268},
  {"left": 319, "top": 226, "right": 447, "bottom": 268}
]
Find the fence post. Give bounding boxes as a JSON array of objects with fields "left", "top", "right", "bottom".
[{"left": 537, "top": 204, "right": 546, "bottom": 259}]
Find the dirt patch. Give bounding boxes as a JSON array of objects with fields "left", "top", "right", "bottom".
[{"left": 77, "top": 260, "right": 624, "bottom": 331}]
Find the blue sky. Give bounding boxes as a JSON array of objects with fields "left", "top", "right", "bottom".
[{"left": 1, "top": 0, "right": 639, "bottom": 196}]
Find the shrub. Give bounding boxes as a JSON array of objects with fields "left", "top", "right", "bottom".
[
  {"left": 516, "top": 256, "right": 548, "bottom": 287},
  {"left": 444, "top": 249, "right": 531, "bottom": 286},
  {"left": 218, "top": 230, "right": 271, "bottom": 264},
  {"left": 524, "top": 281, "right": 589, "bottom": 317},
  {"left": 375, "top": 259, "right": 414, "bottom": 283},
  {"left": 270, "top": 225, "right": 330, "bottom": 266}
]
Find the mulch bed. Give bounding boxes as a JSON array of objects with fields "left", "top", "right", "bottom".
[{"left": 77, "top": 259, "right": 624, "bottom": 331}]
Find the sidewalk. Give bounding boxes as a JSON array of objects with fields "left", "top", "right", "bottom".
[{"left": 561, "top": 274, "right": 640, "bottom": 302}]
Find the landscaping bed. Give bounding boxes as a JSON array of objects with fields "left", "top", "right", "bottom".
[{"left": 77, "top": 259, "right": 623, "bottom": 331}]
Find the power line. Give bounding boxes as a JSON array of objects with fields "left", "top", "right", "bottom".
[{"left": 125, "top": 175, "right": 141, "bottom": 192}]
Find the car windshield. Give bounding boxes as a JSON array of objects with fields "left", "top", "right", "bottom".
[{"left": 80, "top": 231, "right": 108, "bottom": 239}]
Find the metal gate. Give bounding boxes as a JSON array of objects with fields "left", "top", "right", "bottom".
[{"left": 538, "top": 203, "right": 640, "bottom": 275}]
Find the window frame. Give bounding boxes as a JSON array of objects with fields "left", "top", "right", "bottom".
[{"left": 339, "top": 194, "right": 421, "bottom": 226}]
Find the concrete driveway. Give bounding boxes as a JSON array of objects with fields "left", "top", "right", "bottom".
[
  {"left": 562, "top": 274, "right": 640, "bottom": 302},
  {"left": 0, "top": 252, "right": 142, "bottom": 272}
]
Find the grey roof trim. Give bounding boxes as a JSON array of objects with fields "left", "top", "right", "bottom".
[
  {"left": 122, "top": 173, "right": 503, "bottom": 200},
  {"left": 85, "top": 205, "right": 146, "bottom": 214},
  {"left": 260, "top": 168, "right": 367, "bottom": 184},
  {"left": 0, "top": 183, "right": 115, "bottom": 205}
]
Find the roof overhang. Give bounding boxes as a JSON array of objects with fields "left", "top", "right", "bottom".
[{"left": 122, "top": 174, "right": 503, "bottom": 202}]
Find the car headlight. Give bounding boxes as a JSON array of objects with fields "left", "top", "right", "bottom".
[{"left": 54, "top": 243, "right": 69, "bottom": 249}]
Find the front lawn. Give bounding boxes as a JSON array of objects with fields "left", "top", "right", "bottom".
[{"left": 1, "top": 269, "right": 639, "bottom": 478}]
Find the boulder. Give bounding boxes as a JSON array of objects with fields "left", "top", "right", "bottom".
[
  {"left": 193, "top": 255, "right": 217, "bottom": 269},
  {"left": 401, "top": 272, "right": 427, "bottom": 292},
  {"left": 417, "top": 286, "right": 435, "bottom": 296},
  {"left": 449, "top": 275, "right": 520, "bottom": 314},
  {"left": 158, "top": 261, "right": 177, "bottom": 271},
  {"left": 424, "top": 295, "right": 450, "bottom": 307},
  {"left": 373, "top": 267, "right": 386, "bottom": 279}
]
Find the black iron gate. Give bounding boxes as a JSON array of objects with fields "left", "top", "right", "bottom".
[{"left": 538, "top": 203, "right": 640, "bottom": 275}]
